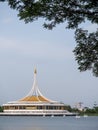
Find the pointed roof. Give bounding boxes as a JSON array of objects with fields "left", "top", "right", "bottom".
[{"left": 19, "top": 68, "right": 53, "bottom": 103}]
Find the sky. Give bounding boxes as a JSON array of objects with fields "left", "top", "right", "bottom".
[{"left": 0, "top": 2, "right": 98, "bottom": 108}]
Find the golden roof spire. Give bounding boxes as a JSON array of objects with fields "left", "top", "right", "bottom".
[
  {"left": 34, "top": 68, "right": 37, "bottom": 74},
  {"left": 19, "top": 67, "right": 53, "bottom": 102}
]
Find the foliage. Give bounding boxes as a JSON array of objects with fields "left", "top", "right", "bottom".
[
  {"left": 0, "top": 106, "right": 3, "bottom": 112},
  {"left": 85, "top": 108, "right": 96, "bottom": 114},
  {"left": 1, "top": 0, "right": 98, "bottom": 76},
  {"left": 94, "top": 106, "right": 98, "bottom": 113},
  {"left": 80, "top": 106, "right": 98, "bottom": 115},
  {"left": 65, "top": 105, "right": 98, "bottom": 115},
  {"left": 74, "top": 29, "right": 98, "bottom": 76},
  {"left": 64, "top": 105, "right": 72, "bottom": 112}
]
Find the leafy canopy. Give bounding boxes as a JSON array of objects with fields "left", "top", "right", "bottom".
[{"left": 1, "top": 0, "right": 98, "bottom": 76}]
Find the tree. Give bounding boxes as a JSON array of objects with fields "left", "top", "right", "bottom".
[
  {"left": 0, "top": 106, "right": 3, "bottom": 112},
  {"left": 1, "top": 0, "right": 98, "bottom": 76},
  {"left": 64, "top": 105, "right": 72, "bottom": 112}
]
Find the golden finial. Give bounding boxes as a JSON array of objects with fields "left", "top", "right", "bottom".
[{"left": 34, "top": 68, "right": 37, "bottom": 74}]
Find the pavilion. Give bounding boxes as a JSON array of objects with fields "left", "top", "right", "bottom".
[{"left": 2, "top": 68, "right": 75, "bottom": 116}]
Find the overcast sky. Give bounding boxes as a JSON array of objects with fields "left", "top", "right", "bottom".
[{"left": 0, "top": 2, "right": 98, "bottom": 107}]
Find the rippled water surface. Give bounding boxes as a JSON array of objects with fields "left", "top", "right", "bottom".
[{"left": 0, "top": 116, "right": 98, "bottom": 130}]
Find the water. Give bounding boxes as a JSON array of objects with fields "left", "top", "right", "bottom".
[{"left": 0, "top": 116, "right": 98, "bottom": 130}]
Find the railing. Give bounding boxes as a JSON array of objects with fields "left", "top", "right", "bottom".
[{"left": 4, "top": 109, "right": 69, "bottom": 114}]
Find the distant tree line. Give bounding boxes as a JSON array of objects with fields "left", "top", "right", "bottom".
[
  {"left": 84, "top": 106, "right": 98, "bottom": 115},
  {"left": 65, "top": 105, "right": 98, "bottom": 115}
]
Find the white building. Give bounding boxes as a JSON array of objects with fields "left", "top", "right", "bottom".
[{"left": 2, "top": 68, "right": 75, "bottom": 116}]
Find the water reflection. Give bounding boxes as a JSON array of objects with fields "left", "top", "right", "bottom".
[{"left": 0, "top": 116, "right": 98, "bottom": 130}]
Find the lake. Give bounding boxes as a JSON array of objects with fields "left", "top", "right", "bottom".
[{"left": 0, "top": 116, "right": 98, "bottom": 130}]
